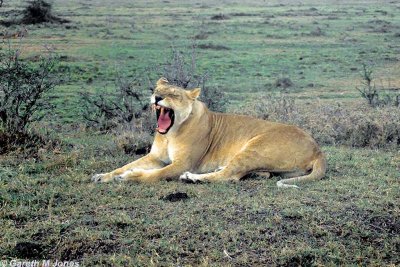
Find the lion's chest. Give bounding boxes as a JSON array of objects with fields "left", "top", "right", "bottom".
[
  {"left": 165, "top": 140, "right": 187, "bottom": 164},
  {"left": 167, "top": 143, "right": 176, "bottom": 163}
]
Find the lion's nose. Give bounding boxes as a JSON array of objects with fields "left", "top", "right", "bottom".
[{"left": 155, "top": 96, "right": 163, "bottom": 104}]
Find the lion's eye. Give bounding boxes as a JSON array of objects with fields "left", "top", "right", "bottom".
[{"left": 168, "top": 94, "right": 181, "bottom": 99}]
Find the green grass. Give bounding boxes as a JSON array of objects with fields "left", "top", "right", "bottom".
[
  {"left": 0, "top": 146, "right": 399, "bottom": 265},
  {"left": 1, "top": 0, "right": 400, "bottom": 266},
  {"left": 3, "top": 0, "right": 400, "bottom": 118}
]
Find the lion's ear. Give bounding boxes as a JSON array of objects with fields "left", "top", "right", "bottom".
[
  {"left": 188, "top": 88, "right": 201, "bottom": 100},
  {"left": 156, "top": 77, "right": 169, "bottom": 87}
]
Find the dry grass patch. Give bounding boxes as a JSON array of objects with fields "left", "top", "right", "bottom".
[{"left": 245, "top": 94, "right": 400, "bottom": 149}]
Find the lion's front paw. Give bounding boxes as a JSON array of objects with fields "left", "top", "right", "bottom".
[
  {"left": 112, "top": 169, "right": 145, "bottom": 182},
  {"left": 179, "top": 172, "right": 203, "bottom": 183},
  {"left": 91, "top": 173, "right": 112, "bottom": 183}
]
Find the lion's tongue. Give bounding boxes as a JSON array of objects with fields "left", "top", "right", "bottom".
[{"left": 157, "top": 107, "right": 171, "bottom": 133}]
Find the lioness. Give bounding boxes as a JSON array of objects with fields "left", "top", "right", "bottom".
[{"left": 92, "top": 77, "right": 326, "bottom": 188}]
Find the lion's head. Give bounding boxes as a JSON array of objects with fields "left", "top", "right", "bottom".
[{"left": 151, "top": 77, "right": 201, "bottom": 134}]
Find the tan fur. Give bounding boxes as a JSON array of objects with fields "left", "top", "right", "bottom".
[{"left": 92, "top": 78, "right": 326, "bottom": 187}]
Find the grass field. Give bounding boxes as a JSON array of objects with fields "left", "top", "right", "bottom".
[{"left": 1, "top": 0, "right": 400, "bottom": 266}]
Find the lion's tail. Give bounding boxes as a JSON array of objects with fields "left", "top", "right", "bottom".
[{"left": 276, "top": 153, "right": 327, "bottom": 189}]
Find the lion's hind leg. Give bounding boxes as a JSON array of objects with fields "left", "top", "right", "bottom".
[
  {"left": 276, "top": 153, "right": 326, "bottom": 188},
  {"left": 180, "top": 135, "right": 278, "bottom": 183},
  {"left": 180, "top": 149, "right": 268, "bottom": 183}
]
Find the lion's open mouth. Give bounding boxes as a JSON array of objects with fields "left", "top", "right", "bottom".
[{"left": 154, "top": 105, "right": 175, "bottom": 134}]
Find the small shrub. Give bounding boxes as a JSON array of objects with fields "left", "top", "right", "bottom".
[
  {"left": 192, "top": 20, "right": 211, "bottom": 40},
  {"left": 356, "top": 64, "right": 379, "bottom": 107},
  {"left": 193, "top": 32, "right": 209, "bottom": 40},
  {"left": 80, "top": 76, "right": 154, "bottom": 155},
  {"left": 158, "top": 47, "right": 227, "bottom": 112},
  {"left": 197, "top": 43, "right": 231, "bottom": 51},
  {"left": 80, "top": 77, "right": 152, "bottom": 132},
  {"left": 356, "top": 63, "right": 400, "bottom": 107},
  {"left": 0, "top": 128, "right": 59, "bottom": 155},
  {"left": 159, "top": 47, "right": 197, "bottom": 89},
  {"left": 114, "top": 130, "right": 152, "bottom": 156},
  {"left": 210, "top": 14, "right": 229, "bottom": 20},
  {"left": 0, "top": 44, "right": 60, "bottom": 154},
  {"left": 275, "top": 77, "right": 294, "bottom": 89},
  {"left": 1, "top": 0, "right": 69, "bottom": 26},
  {"left": 249, "top": 93, "right": 296, "bottom": 122},
  {"left": 309, "top": 27, "right": 325, "bottom": 36}
]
